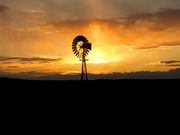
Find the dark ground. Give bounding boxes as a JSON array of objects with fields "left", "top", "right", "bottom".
[
  {"left": 1, "top": 77, "right": 179, "bottom": 102},
  {"left": 0, "top": 77, "right": 179, "bottom": 89},
  {"left": 1, "top": 78, "right": 179, "bottom": 114},
  {"left": 0, "top": 78, "right": 178, "bottom": 132}
]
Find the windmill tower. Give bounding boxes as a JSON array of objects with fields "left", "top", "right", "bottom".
[{"left": 72, "top": 35, "right": 92, "bottom": 80}]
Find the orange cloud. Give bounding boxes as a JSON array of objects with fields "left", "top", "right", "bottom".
[
  {"left": 0, "top": 5, "right": 10, "bottom": 13},
  {"left": 0, "top": 56, "right": 62, "bottom": 64},
  {"left": 43, "top": 9, "right": 180, "bottom": 50}
]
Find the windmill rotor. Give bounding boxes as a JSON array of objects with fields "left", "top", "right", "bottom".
[{"left": 72, "top": 35, "right": 91, "bottom": 58}]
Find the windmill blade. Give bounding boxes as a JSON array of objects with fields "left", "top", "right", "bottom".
[
  {"left": 72, "top": 49, "right": 76, "bottom": 53},
  {"left": 73, "top": 50, "right": 77, "bottom": 54},
  {"left": 86, "top": 50, "right": 89, "bottom": 53},
  {"left": 72, "top": 45, "right": 76, "bottom": 48},
  {"left": 72, "top": 46, "right": 76, "bottom": 48},
  {"left": 84, "top": 49, "right": 89, "bottom": 53},
  {"left": 76, "top": 53, "right": 80, "bottom": 57},
  {"left": 72, "top": 41, "right": 77, "bottom": 44},
  {"left": 84, "top": 52, "right": 88, "bottom": 56},
  {"left": 72, "top": 47, "right": 76, "bottom": 50},
  {"left": 72, "top": 49, "right": 76, "bottom": 52},
  {"left": 75, "top": 37, "right": 80, "bottom": 42},
  {"left": 74, "top": 37, "right": 79, "bottom": 42},
  {"left": 85, "top": 50, "right": 89, "bottom": 55},
  {"left": 72, "top": 44, "right": 76, "bottom": 46},
  {"left": 84, "top": 39, "right": 88, "bottom": 43},
  {"left": 77, "top": 36, "right": 83, "bottom": 41},
  {"left": 77, "top": 35, "right": 88, "bottom": 42}
]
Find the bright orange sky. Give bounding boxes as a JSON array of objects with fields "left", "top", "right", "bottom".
[{"left": 0, "top": 0, "right": 180, "bottom": 78}]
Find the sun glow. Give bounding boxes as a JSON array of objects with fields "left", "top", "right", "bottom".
[{"left": 84, "top": 24, "right": 125, "bottom": 64}]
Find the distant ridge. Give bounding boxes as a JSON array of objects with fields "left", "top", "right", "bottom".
[
  {"left": 1, "top": 68, "right": 180, "bottom": 80},
  {"left": 0, "top": 77, "right": 179, "bottom": 81}
]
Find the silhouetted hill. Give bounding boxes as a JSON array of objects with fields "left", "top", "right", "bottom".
[
  {"left": 0, "top": 77, "right": 179, "bottom": 89},
  {"left": 1, "top": 77, "right": 179, "bottom": 107}
]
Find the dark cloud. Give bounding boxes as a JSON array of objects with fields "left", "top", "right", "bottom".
[
  {"left": 161, "top": 61, "right": 180, "bottom": 64},
  {"left": 134, "top": 41, "right": 180, "bottom": 50},
  {"left": 133, "top": 45, "right": 159, "bottom": 50},
  {"left": 0, "top": 5, "right": 10, "bottom": 13},
  {"left": 0, "top": 56, "right": 62, "bottom": 64},
  {"left": 1, "top": 0, "right": 180, "bottom": 19},
  {"left": 47, "top": 8, "right": 180, "bottom": 32},
  {"left": 123, "top": 9, "right": 180, "bottom": 30},
  {"left": 161, "top": 61, "right": 180, "bottom": 67},
  {"left": 159, "top": 41, "right": 180, "bottom": 47}
]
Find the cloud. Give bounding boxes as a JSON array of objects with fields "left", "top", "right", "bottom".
[
  {"left": 161, "top": 60, "right": 180, "bottom": 67},
  {"left": 145, "top": 60, "right": 180, "bottom": 68},
  {"left": 161, "top": 61, "right": 180, "bottom": 64},
  {"left": 134, "top": 41, "right": 180, "bottom": 50},
  {"left": 45, "top": 19, "right": 120, "bottom": 33},
  {"left": 0, "top": 56, "right": 62, "bottom": 64},
  {"left": 44, "top": 8, "right": 180, "bottom": 50},
  {"left": 123, "top": 9, "right": 180, "bottom": 31},
  {"left": 1, "top": 4, "right": 180, "bottom": 58},
  {"left": 47, "top": 8, "right": 180, "bottom": 31},
  {"left": 0, "top": 5, "right": 10, "bottom": 13},
  {"left": 159, "top": 41, "right": 180, "bottom": 47}
]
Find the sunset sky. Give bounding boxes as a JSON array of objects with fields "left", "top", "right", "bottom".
[{"left": 0, "top": 0, "right": 180, "bottom": 78}]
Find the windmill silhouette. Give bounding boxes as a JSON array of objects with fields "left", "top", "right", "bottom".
[{"left": 72, "top": 35, "right": 92, "bottom": 80}]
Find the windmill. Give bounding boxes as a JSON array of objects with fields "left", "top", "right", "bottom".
[{"left": 72, "top": 35, "right": 92, "bottom": 80}]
